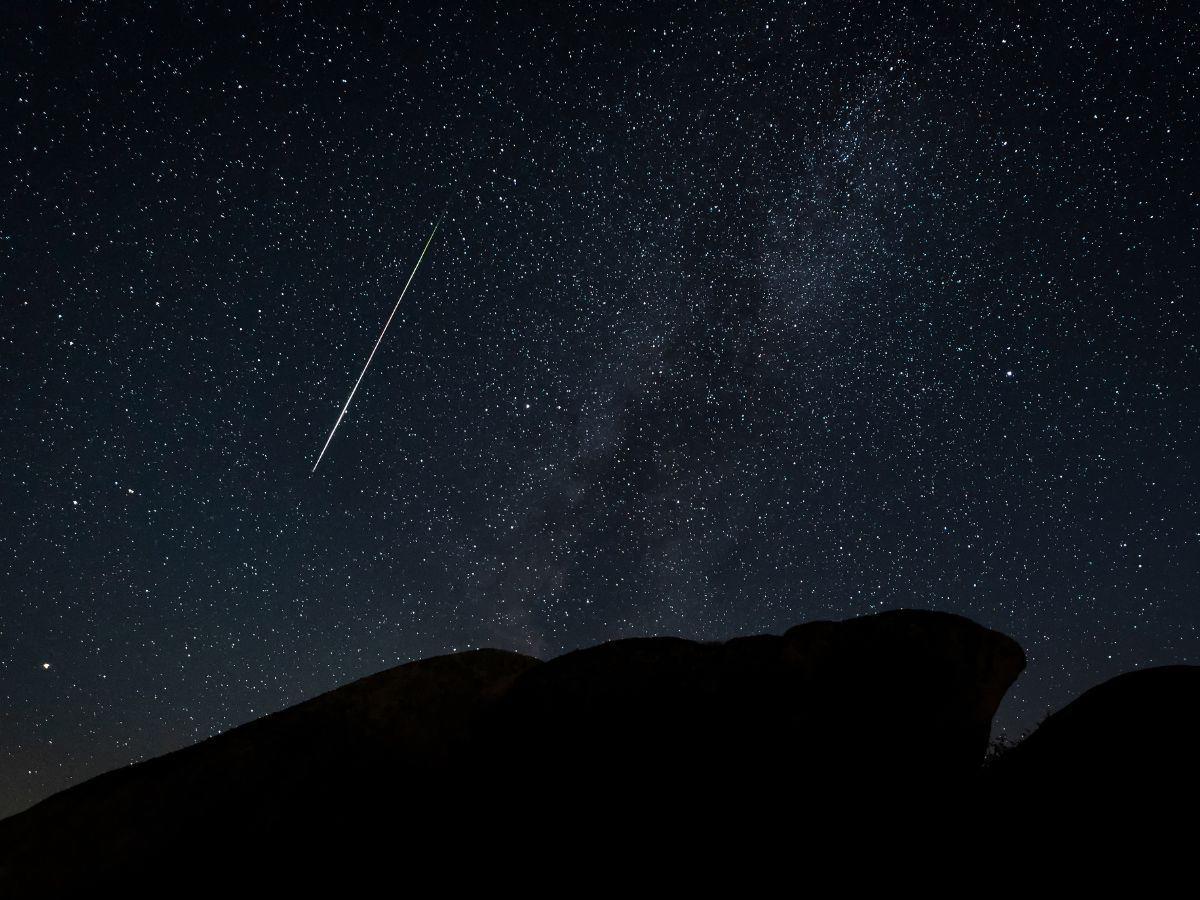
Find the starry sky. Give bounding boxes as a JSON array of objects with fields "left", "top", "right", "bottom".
[{"left": 2, "top": 1, "right": 1197, "bottom": 817}]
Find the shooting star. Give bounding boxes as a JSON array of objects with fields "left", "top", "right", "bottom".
[{"left": 311, "top": 214, "right": 443, "bottom": 473}]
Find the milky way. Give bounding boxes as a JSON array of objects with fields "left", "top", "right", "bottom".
[{"left": 2, "top": 1, "right": 1197, "bottom": 816}]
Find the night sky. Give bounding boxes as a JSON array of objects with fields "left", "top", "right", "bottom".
[{"left": 3, "top": 1, "right": 1197, "bottom": 817}]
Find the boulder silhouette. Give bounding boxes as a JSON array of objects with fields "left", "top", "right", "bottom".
[
  {"left": 0, "top": 648, "right": 539, "bottom": 893},
  {"left": 491, "top": 609, "right": 1025, "bottom": 791},
  {"left": 988, "top": 665, "right": 1200, "bottom": 795},
  {"left": 0, "top": 610, "right": 1024, "bottom": 892}
]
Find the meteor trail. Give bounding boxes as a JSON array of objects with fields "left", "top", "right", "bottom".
[{"left": 311, "top": 214, "right": 443, "bottom": 473}]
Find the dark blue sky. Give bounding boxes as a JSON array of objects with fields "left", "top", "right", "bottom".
[{"left": 2, "top": 0, "right": 1197, "bottom": 817}]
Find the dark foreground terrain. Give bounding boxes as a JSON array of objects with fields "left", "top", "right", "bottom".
[{"left": 1, "top": 609, "right": 1195, "bottom": 891}]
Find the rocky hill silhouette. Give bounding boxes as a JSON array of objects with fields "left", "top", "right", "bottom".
[
  {"left": 0, "top": 609, "right": 1194, "bottom": 891},
  {"left": 987, "top": 664, "right": 1200, "bottom": 796}
]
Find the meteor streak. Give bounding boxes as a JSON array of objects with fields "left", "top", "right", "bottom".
[{"left": 311, "top": 214, "right": 443, "bottom": 473}]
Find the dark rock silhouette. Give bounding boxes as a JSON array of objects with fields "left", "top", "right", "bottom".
[
  {"left": 0, "top": 610, "right": 1023, "bottom": 892},
  {"left": 0, "top": 648, "right": 539, "bottom": 893},
  {"left": 492, "top": 609, "right": 1026, "bottom": 789},
  {"left": 987, "top": 665, "right": 1200, "bottom": 795}
]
